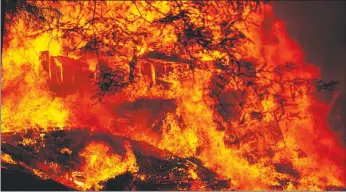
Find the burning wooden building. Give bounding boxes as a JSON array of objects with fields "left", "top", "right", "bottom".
[{"left": 1, "top": 1, "right": 345, "bottom": 191}]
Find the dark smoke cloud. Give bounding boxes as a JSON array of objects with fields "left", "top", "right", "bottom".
[{"left": 272, "top": 1, "right": 346, "bottom": 96}]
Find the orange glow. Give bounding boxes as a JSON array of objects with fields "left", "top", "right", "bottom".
[
  {"left": 1, "top": 1, "right": 345, "bottom": 191},
  {"left": 72, "top": 141, "right": 138, "bottom": 191},
  {"left": 1, "top": 153, "right": 17, "bottom": 165}
]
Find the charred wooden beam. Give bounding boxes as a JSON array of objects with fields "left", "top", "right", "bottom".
[
  {"left": 1, "top": 142, "right": 37, "bottom": 166},
  {"left": 1, "top": 141, "right": 79, "bottom": 190}
]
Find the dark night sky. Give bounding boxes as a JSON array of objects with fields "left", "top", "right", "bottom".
[{"left": 272, "top": 1, "right": 346, "bottom": 97}]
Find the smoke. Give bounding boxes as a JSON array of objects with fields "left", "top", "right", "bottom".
[
  {"left": 272, "top": 1, "right": 346, "bottom": 95},
  {"left": 271, "top": 1, "right": 346, "bottom": 146}
]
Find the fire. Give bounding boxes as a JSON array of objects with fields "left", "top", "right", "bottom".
[
  {"left": 1, "top": 16, "right": 68, "bottom": 133},
  {"left": 1, "top": 1, "right": 345, "bottom": 191},
  {"left": 1, "top": 153, "right": 17, "bottom": 165},
  {"left": 73, "top": 141, "right": 138, "bottom": 191}
]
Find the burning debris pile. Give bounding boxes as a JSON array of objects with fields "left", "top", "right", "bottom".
[
  {"left": 1, "top": 130, "right": 231, "bottom": 191},
  {"left": 1, "top": 0, "right": 345, "bottom": 191}
]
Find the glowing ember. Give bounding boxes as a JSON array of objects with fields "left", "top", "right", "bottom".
[{"left": 1, "top": 1, "right": 345, "bottom": 191}]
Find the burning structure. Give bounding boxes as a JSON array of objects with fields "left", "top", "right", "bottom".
[{"left": 1, "top": 0, "right": 345, "bottom": 191}]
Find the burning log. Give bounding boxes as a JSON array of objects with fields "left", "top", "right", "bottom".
[{"left": 1, "top": 141, "right": 80, "bottom": 190}]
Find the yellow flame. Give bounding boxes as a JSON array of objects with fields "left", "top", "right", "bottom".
[
  {"left": 1, "top": 153, "right": 17, "bottom": 164},
  {"left": 75, "top": 141, "right": 138, "bottom": 190}
]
